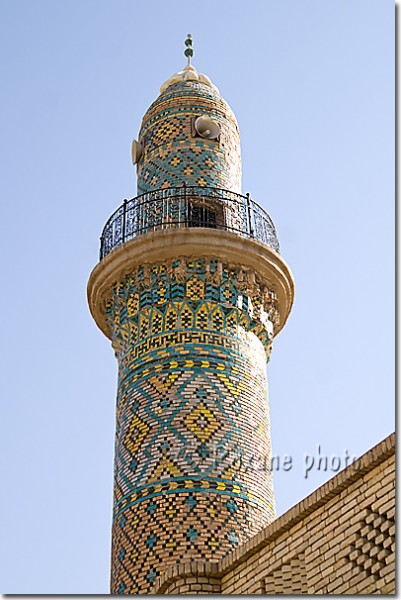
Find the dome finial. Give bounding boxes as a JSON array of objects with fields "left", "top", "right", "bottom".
[
  {"left": 160, "top": 35, "right": 219, "bottom": 95},
  {"left": 184, "top": 34, "right": 194, "bottom": 66}
]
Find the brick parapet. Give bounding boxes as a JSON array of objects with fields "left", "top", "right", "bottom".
[{"left": 219, "top": 432, "right": 395, "bottom": 577}]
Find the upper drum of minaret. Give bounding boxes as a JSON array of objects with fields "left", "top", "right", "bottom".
[{"left": 135, "top": 65, "right": 242, "bottom": 195}]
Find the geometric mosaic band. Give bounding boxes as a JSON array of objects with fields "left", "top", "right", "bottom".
[
  {"left": 107, "top": 257, "right": 280, "bottom": 359},
  {"left": 114, "top": 475, "right": 265, "bottom": 519}
]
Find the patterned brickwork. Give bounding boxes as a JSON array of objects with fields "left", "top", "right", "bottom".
[
  {"left": 136, "top": 81, "right": 241, "bottom": 194},
  {"left": 264, "top": 552, "right": 307, "bottom": 594},
  {"left": 347, "top": 506, "right": 395, "bottom": 581},
  {"left": 107, "top": 258, "right": 278, "bottom": 593},
  {"left": 153, "top": 434, "right": 395, "bottom": 594}
]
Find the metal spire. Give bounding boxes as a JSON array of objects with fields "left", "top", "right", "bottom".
[{"left": 184, "top": 34, "right": 194, "bottom": 65}]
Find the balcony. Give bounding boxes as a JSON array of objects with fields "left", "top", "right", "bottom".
[{"left": 99, "top": 185, "right": 280, "bottom": 260}]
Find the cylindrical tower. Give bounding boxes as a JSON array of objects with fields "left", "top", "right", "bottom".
[{"left": 88, "top": 38, "right": 294, "bottom": 595}]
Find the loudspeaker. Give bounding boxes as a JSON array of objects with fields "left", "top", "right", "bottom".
[
  {"left": 194, "top": 115, "right": 220, "bottom": 140},
  {"left": 132, "top": 139, "right": 143, "bottom": 165}
]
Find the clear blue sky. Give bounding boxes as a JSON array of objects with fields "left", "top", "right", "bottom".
[{"left": 0, "top": 0, "right": 394, "bottom": 594}]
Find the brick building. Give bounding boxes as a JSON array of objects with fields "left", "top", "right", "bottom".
[{"left": 87, "top": 39, "right": 395, "bottom": 594}]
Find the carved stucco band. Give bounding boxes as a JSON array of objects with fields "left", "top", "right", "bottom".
[{"left": 87, "top": 228, "right": 295, "bottom": 340}]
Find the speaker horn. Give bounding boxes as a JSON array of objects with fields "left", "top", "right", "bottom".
[
  {"left": 132, "top": 139, "right": 143, "bottom": 165},
  {"left": 195, "top": 115, "right": 220, "bottom": 140}
]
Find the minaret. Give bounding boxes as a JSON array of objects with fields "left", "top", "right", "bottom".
[{"left": 88, "top": 36, "right": 294, "bottom": 595}]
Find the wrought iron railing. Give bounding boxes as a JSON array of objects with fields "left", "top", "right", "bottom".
[{"left": 99, "top": 185, "right": 280, "bottom": 260}]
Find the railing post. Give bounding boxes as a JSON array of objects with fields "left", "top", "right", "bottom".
[
  {"left": 122, "top": 199, "right": 127, "bottom": 242},
  {"left": 183, "top": 182, "right": 187, "bottom": 227},
  {"left": 246, "top": 193, "right": 254, "bottom": 237}
]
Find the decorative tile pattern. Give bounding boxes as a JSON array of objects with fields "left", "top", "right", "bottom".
[
  {"left": 107, "top": 257, "right": 278, "bottom": 593},
  {"left": 136, "top": 81, "right": 241, "bottom": 194}
]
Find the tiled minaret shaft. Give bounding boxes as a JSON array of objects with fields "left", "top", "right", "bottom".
[
  {"left": 88, "top": 39, "right": 294, "bottom": 595},
  {"left": 136, "top": 80, "right": 241, "bottom": 193}
]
